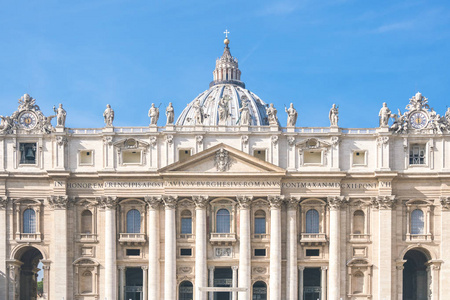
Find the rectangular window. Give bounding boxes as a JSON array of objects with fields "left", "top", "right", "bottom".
[
  {"left": 122, "top": 150, "right": 141, "bottom": 164},
  {"left": 352, "top": 151, "right": 367, "bottom": 166},
  {"left": 306, "top": 249, "right": 320, "bottom": 257},
  {"left": 254, "top": 218, "right": 266, "bottom": 234},
  {"left": 126, "top": 249, "right": 140, "bottom": 256},
  {"left": 179, "top": 149, "right": 191, "bottom": 162},
  {"left": 19, "top": 143, "right": 37, "bottom": 164},
  {"left": 409, "top": 144, "right": 425, "bottom": 165},
  {"left": 79, "top": 150, "right": 93, "bottom": 165},
  {"left": 180, "top": 248, "right": 192, "bottom": 256},
  {"left": 304, "top": 151, "right": 322, "bottom": 164},
  {"left": 181, "top": 217, "right": 192, "bottom": 234},
  {"left": 253, "top": 149, "right": 266, "bottom": 161},
  {"left": 254, "top": 249, "right": 266, "bottom": 256}
]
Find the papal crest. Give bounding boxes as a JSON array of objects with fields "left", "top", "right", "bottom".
[{"left": 214, "top": 148, "right": 231, "bottom": 172}]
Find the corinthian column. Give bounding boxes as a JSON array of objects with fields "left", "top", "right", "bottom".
[
  {"left": 327, "top": 196, "right": 347, "bottom": 300},
  {"left": 0, "top": 197, "right": 8, "bottom": 300},
  {"left": 49, "top": 195, "right": 70, "bottom": 300},
  {"left": 372, "top": 195, "right": 396, "bottom": 300},
  {"left": 193, "top": 196, "right": 209, "bottom": 300},
  {"left": 145, "top": 196, "right": 161, "bottom": 300},
  {"left": 101, "top": 196, "right": 118, "bottom": 300},
  {"left": 269, "top": 195, "right": 284, "bottom": 299},
  {"left": 286, "top": 198, "right": 299, "bottom": 300},
  {"left": 164, "top": 196, "right": 177, "bottom": 300},
  {"left": 237, "top": 196, "right": 252, "bottom": 300},
  {"left": 440, "top": 197, "right": 450, "bottom": 298}
]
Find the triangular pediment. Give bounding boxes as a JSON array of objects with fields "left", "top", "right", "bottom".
[{"left": 159, "top": 143, "right": 286, "bottom": 175}]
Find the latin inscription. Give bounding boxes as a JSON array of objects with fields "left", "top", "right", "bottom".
[{"left": 58, "top": 180, "right": 391, "bottom": 190}]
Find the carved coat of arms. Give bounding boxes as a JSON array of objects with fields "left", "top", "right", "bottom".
[{"left": 214, "top": 149, "right": 231, "bottom": 172}]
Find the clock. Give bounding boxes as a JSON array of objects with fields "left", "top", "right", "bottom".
[
  {"left": 409, "top": 111, "right": 428, "bottom": 129},
  {"left": 18, "top": 111, "right": 38, "bottom": 130}
]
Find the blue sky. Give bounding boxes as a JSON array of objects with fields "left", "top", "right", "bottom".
[{"left": 1, "top": 0, "right": 449, "bottom": 128}]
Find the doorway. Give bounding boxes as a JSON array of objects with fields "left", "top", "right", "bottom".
[
  {"left": 303, "top": 268, "right": 321, "bottom": 300},
  {"left": 214, "top": 267, "right": 232, "bottom": 300},
  {"left": 403, "top": 249, "right": 429, "bottom": 300},
  {"left": 125, "top": 267, "right": 143, "bottom": 300},
  {"left": 16, "top": 246, "right": 44, "bottom": 300}
]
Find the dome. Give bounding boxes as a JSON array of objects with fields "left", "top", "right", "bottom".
[
  {"left": 176, "top": 84, "right": 269, "bottom": 126},
  {"left": 176, "top": 37, "right": 270, "bottom": 126}
]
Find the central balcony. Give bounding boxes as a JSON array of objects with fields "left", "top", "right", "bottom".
[
  {"left": 119, "top": 233, "right": 146, "bottom": 245},
  {"left": 210, "top": 232, "right": 236, "bottom": 245},
  {"left": 299, "top": 233, "right": 327, "bottom": 245}
]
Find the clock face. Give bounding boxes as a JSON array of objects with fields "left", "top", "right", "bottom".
[
  {"left": 19, "top": 111, "right": 38, "bottom": 130},
  {"left": 409, "top": 111, "right": 428, "bottom": 129}
]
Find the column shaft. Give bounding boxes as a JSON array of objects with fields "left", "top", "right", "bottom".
[
  {"left": 195, "top": 199, "right": 208, "bottom": 300},
  {"left": 238, "top": 197, "right": 251, "bottom": 300},
  {"left": 209, "top": 267, "right": 215, "bottom": 300},
  {"left": 378, "top": 208, "right": 393, "bottom": 299},
  {"left": 53, "top": 207, "right": 68, "bottom": 300},
  {"left": 105, "top": 206, "right": 117, "bottom": 300},
  {"left": 0, "top": 204, "right": 7, "bottom": 300},
  {"left": 232, "top": 266, "right": 238, "bottom": 300},
  {"left": 298, "top": 267, "right": 304, "bottom": 300},
  {"left": 269, "top": 197, "right": 282, "bottom": 300},
  {"left": 321, "top": 266, "right": 327, "bottom": 300},
  {"left": 164, "top": 203, "right": 176, "bottom": 300},
  {"left": 142, "top": 267, "right": 148, "bottom": 300},
  {"left": 119, "top": 267, "right": 125, "bottom": 300},
  {"left": 147, "top": 199, "right": 160, "bottom": 300},
  {"left": 328, "top": 206, "right": 340, "bottom": 300},
  {"left": 286, "top": 205, "right": 298, "bottom": 300}
]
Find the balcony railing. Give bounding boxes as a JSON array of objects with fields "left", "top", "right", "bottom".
[
  {"left": 210, "top": 233, "right": 236, "bottom": 245},
  {"left": 349, "top": 234, "right": 371, "bottom": 242},
  {"left": 79, "top": 233, "right": 98, "bottom": 242},
  {"left": 178, "top": 233, "right": 195, "bottom": 240},
  {"left": 119, "top": 233, "right": 146, "bottom": 245},
  {"left": 406, "top": 233, "right": 432, "bottom": 242},
  {"left": 16, "top": 233, "right": 41, "bottom": 242},
  {"left": 300, "top": 233, "right": 327, "bottom": 245},
  {"left": 252, "top": 233, "right": 270, "bottom": 240}
]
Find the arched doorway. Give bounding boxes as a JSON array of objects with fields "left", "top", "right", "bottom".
[
  {"left": 16, "top": 246, "right": 44, "bottom": 300},
  {"left": 403, "top": 249, "right": 429, "bottom": 300},
  {"left": 179, "top": 280, "right": 193, "bottom": 300},
  {"left": 252, "top": 281, "right": 267, "bottom": 300}
]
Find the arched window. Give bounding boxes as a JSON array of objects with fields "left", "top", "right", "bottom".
[
  {"left": 352, "top": 271, "right": 364, "bottom": 294},
  {"left": 216, "top": 209, "right": 230, "bottom": 233},
  {"left": 81, "top": 271, "right": 93, "bottom": 294},
  {"left": 305, "top": 209, "right": 319, "bottom": 233},
  {"left": 81, "top": 210, "right": 93, "bottom": 234},
  {"left": 254, "top": 210, "right": 266, "bottom": 234},
  {"left": 181, "top": 210, "right": 192, "bottom": 234},
  {"left": 23, "top": 208, "right": 36, "bottom": 233},
  {"left": 252, "top": 281, "right": 267, "bottom": 300},
  {"left": 353, "top": 210, "right": 365, "bottom": 235},
  {"left": 179, "top": 280, "right": 193, "bottom": 300},
  {"left": 411, "top": 209, "right": 424, "bottom": 234},
  {"left": 126, "top": 209, "right": 141, "bottom": 233}
]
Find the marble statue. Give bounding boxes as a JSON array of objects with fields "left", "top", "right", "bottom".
[
  {"left": 53, "top": 104, "right": 67, "bottom": 127},
  {"left": 193, "top": 99, "right": 204, "bottom": 124},
  {"left": 166, "top": 103, "right": 174, "bottom": 125},
  {"left": 0, "top": 116, "right": 13, "bottom": 133},
  {"left": 285, "top": 103, "right": 297, "bottom": 126},
  {"left": 266, "top": 103, "right": 278, "bottom": 125},
  {"left": 329, "top": 104, "right": 339, "bottom": 126},
  {"left": 103, "top": 104, "right": 114, "bottom": 127},
  {"left": 238, "top": 101, "right": 250, "bottom": 125},
  {"left": 148, "top": 103, "right": 159, "bottom": 125},
  {"left": 379, "top": 102, "right": 391, "bottom": 127},
  {"left": 445, "top": 107, "right": 450, "bottom": 125},
  {"left": 218, "top": 95, "right": 231, "bottom": 124}
]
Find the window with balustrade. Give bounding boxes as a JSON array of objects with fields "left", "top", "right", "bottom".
[
  {"left": 119, "top": 200, "right": 146, "bottom": 245},
  {"left": 254, "top": 210, "right": 266, "bottom": 234},
  {"left": 14, "top": 199, "right": 42, "bottom": 242},
  {"left": 300, "top": 199, "right": 327, "bottom": 245},
  {"left": 405, "top": 200, "right": 433, "bottom": 242},
  {"left": 210, "top": 199, "right": 236, "bottom": 244}
]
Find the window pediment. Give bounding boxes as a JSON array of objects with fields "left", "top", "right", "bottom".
[
  {"left": 295, "top": 138, "right": 331, "bottom": 150},
  {"left": 113, "top": 138, "right": 149, "bottom": 150}
]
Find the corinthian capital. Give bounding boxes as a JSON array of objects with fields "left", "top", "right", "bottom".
[
  {"left": 371, "top": 195, "right": 396, "bottom": 209},
  {"left": 0, "top": 196, "right": 9, "bottom": 209},
  {"left": 48, "top": 195, "right": 70, "bottom": 209},
  {"left": 237, "top": 196, "right": 253, "bottom": 209},
  {"left": 193, "top": 196, "right": 209, "bottom": 209},
  {"left": 286, "top": 197, "right": 300, "bottom": 210},
  {"left": 440, "top": 197, "right": 450, "bottom": 210},
  {"left": 327, "top": 196, "right": 348, "bottom": 210},
  {"left": 163, "top": 196, "right": 178, "bottom": 209},
  {"left": 145, "top": 196, "right": 162, "bottom": 209},
  {"left": 100, "top": 196, "right": 118, "bottom": 209},
  {"left": 268, "top": 195, "right": 285, "bottom": 209}
]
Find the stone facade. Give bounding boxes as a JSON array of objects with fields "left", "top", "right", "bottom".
[{"left": 0, "top": 38, "right": 449, "bottom": 300}]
